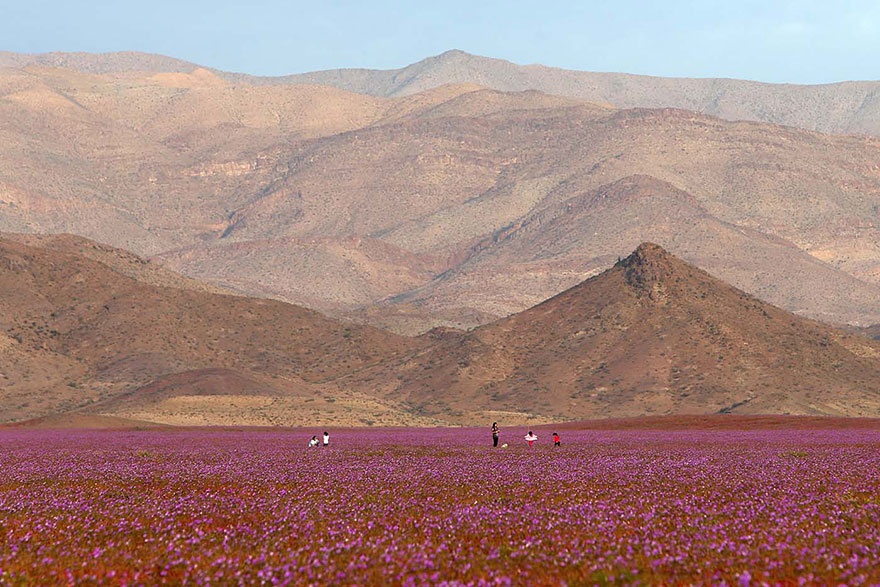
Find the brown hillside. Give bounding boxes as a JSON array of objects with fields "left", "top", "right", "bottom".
[
  {"left": 163, "top": 104, "right": 880, "bottom": 331},
  {"left": 5, "top": 233, "right": 235, "bottom": 295},
  {"left": 5, "top": 237, "right": 880, "bottom": 426},
  {"left": 352, "top": 244, "right": 880, "bottom": 423},
  {"left": 0, "top": 236, "right": 429, "bottom": 425},
  {"left": 0, "top": 51, "right": 200, "bottom": 74}
]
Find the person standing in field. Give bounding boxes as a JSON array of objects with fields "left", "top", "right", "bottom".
[
  {"left": 524, "top": 431, "right": 538, "bottom": 447},
  {"left": 553, "top": 432, "right": 561, "bottom": 447},
  {"left": 322, "top": 431, "right": 330, "bottom": 447},
  {"left": 492, "top": 422, "right": 500, "bottom": 447}
]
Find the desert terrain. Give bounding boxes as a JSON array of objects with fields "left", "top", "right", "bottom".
[
  {"left": 3, "top": 53, "right": 880, "bottom": 337},
  {"left": 4, "top": 51, "right": 880, "bottom": 427},
  {"left": 3, "top": 235, "right": 880, "bottom": 426}
]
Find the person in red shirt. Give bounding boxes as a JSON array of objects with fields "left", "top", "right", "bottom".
[{"left": 553, "top": 432, "right": 561, "bottom": 447}]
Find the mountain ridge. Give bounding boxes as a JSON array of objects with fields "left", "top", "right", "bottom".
[
  {"left": 353, "top": 242, "right": 880, "bottom": 423},
  {"left": 272, "top": 49, "right": 880, "bottom": 136},
  {"left": 0, "top": 234, "right": 432, "bottom": 426},
  {"left": 5, "top": 237, "right": 880, "bottom": 426},
  {"left": 6, "top": 49, "right": 880, "bottom": 136},
  {"left": 5, "top": 56, "right": 880, "bottom": 335}
]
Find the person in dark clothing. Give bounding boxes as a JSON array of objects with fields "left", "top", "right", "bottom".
[{"left": 491, "top": 422, "right": 500, "bottom": 447}]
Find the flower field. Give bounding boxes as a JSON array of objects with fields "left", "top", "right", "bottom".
[{"left": 1, "top": 426, "right": 879, "bottom": 585}]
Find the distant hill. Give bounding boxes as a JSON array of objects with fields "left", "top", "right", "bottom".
[
  {"left": 6, "top": 49, "right": 880, "bottom": 136},
  {"left": 273, "top": 49, "right": 880, "bottom": 137},
  {"left": 0, "top": 51, "right": 199, "bottom": 74},
  {"left": 360, "top": 174, "right": 880, "bottom": 334}
]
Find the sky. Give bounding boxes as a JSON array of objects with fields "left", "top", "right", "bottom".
[{"left": 2, "top": 0, "right": 879, "bottom": 84}]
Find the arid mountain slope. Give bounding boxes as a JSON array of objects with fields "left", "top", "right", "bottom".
[
  {"left": 367, "top": 175, "right": 880, "bottom": 333},
  {"left": 0, "top": 51, "right": 199, "bottom": 74},
  {"left": 8, "top": 50, "right": 880, "bottom": 138},
  {"left": 353, "top": 244, "right": 880, "bottom": 424},
  {"left": 4, "top": 60, "right": 880, "bottom": 333},
  {"left": 7, "top": 233, "right": 235, "bottom": 295},
  {"left": 153, "top": 103, "right": 880, "bottom": 331},
  {"left": 0, "top": 235, "right": 429, "bottom": 426},
  {"left": 279, "top": 49, "right": 880, "bottom": 136},
  {"left": 4, "top": 238, "right": 880, "bottom": 426}
]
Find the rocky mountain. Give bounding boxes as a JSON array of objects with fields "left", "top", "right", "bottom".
[
  {"left": 4, "top": 237, "right": 880, "bottom": 426},
  {"left": 4, "top": 55, "right": 880, "bottom": 335},
  {"left": 0, "top": 234, "right": 433, "bottom": 426},
  {"left": 350, "top": 243, "right": 880, "bottom": 423},
  {"left": 361, "top": 174, "right": 880, "bottom": 334}
]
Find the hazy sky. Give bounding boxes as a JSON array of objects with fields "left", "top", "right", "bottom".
[{"left": 3, "top": 0, "right": 879, "bottom": 84}]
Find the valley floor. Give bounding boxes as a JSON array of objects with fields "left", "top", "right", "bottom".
[{"left": 1, "top": 425, "right": 878, "bottom": 585}]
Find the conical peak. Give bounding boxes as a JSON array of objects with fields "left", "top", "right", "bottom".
[
  {"left": 631, "top": 242, "right": 670, "bottom": 260},
  {"left": 617, "top": 243, "right": 678, "bottom": 292}
]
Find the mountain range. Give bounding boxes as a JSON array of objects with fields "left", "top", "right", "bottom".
[
  {"left": 4, "top": 50, "right": 880, "bottom": 425},
  {"left": 3, "top": 52, "right": 880, "bottom": 336},
  {"left": 272, "top": 49, "right": 880, "bottom": 137},
  {"left": 3, "top": 236, "right": 880, "bottom": 426},
  {"left": 6, "top": 49, "right": 880, "bottom": 136}
]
